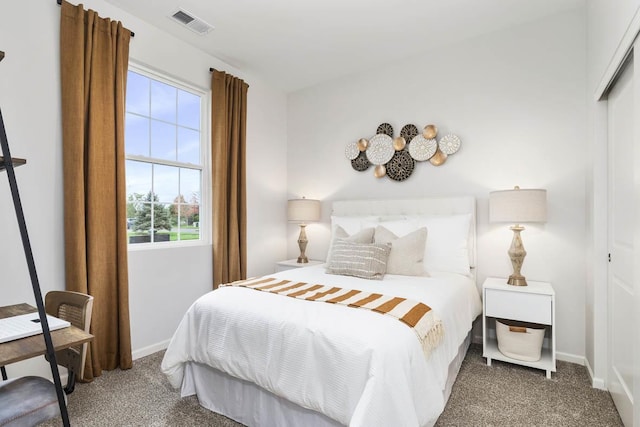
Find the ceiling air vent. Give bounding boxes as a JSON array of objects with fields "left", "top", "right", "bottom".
[{"left": 170, "top": 8, "right": 214, "bottom": 35}]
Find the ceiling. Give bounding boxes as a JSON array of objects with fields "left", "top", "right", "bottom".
[{"left": 105, "top": 0, "right": 584, "bottom": 92}]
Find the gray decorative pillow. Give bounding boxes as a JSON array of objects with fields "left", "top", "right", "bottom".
[
  {"left": 326, "top": 239, "right": 391, "bottom": 280},
  {"left": 326, "top": 226, "right": 375, "bottom": 263},
  {"left": 374, "top": 226, "right": 427, "bottom": 276}
]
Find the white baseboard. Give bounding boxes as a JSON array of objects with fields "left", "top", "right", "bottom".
[
  {"left": 584, "top": 357, "right": 607, "bottom": 390},
  {"left": 556, "top": 351, "right": 584, "bottom": 365},
  {"left": 132, "top": 339, "right": 170, "bottom": 360},
  {"left": 556, "top": 351, "right": 607, "bottom": 390}
]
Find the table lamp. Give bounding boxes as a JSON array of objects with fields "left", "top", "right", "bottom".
[
  {"left": 287, "top": 197, "right": 321, "bottom": 263},
  {"left": 489, "top": 186, "right": 547, "bottom": 286}
]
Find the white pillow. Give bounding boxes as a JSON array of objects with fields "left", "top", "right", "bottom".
[
  {"left": 330, "top": 215, "right": 378, "bottom": 236},
  {"left": 376, "top": 214, "right": 472, "bottom": 275},
  {"left": 414, "top": 214, "right": 472, "bottom": 275},
  {"left": 374, "top": 226, "right": 427, "bottom": 276}
]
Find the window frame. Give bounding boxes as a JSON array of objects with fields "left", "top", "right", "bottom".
[{"left": 125, "top": 62, "right": 211, "bottom": 251}]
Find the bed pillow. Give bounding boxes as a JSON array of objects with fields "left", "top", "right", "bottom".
[
  {"left": 330, "top": 215, "right": 379, "bottom": 236},
  {"left": 326, "top": 239, "right": 391, "bottom": 280},
  {"left": 333, "top": 225, "right": 375, "bottom": 242},
  {"left": 374, "top": 226, "right": 427, "bottom": 276},
  {"left": 376, "top": 214, "right": 472, "bottom": 275},
  {"left": 414, "top": 214, "right": 472, "bottom": 275},
  {"left": 326, "top": 226, "right": 375, "bottom": 263}
]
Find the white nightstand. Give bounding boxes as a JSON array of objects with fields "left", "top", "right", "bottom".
[
  {"left": 275, "top": 259, "right": 324, "bottom": 273},
  {"left": 482, "top": 277, "right": 556, "bottom": 378}
]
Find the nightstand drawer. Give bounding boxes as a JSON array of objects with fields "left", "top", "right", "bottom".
[{"left": 485, "top": 289, "right": 552, "bottom": 325}]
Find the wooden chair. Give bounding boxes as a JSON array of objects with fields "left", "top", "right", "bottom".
[{"left": 45, "top": 291, "right": 93, "bottom": 394}]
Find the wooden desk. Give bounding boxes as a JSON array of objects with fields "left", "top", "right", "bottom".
[{"left": 0, "top": 303, "right": 93, "bottom": 366}]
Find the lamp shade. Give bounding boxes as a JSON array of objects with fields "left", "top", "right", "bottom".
[
  {"left": 489, "top": 187, "right": 547, "bottom": 223},
  {"left": 287, "top": 198, "right": 321, "bottom": 223}
]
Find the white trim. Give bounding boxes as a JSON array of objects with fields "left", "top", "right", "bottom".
[
  {"left": 132, "top": 339, "right": 171, "bottom": 360},
  {"left": 585, "top": 356, "right": 607, "bottom": 390},
  {"left": 556, "top": 352, "right": 609, "bottom": 389},
  {"left": 125, "top": 61, "right": 210, "bottom": 248},
  {"left": 591, "top": 100, "right": 610, "bottom": 386},
  {"left": 594, "top": 8, "right": 640, "bottom": 100},
  {"left": 129, "top": 60, "right": 208, "bottom": 94},
  {"left": 555, "top": 351, "right": 606, "bottom": 390},
  {"left": 556, "top": 351, "right": 584, "bottom": 365},
  {"left": 126, "top": 154, "right": 203, "bottom": 170},
  {"left": 127, "top": 239, "right": 209, "bottom": 251}
]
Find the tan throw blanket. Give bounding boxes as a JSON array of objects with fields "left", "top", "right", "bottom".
[{"left": 220, "top": 277, "right": 444, "bottom": 358}]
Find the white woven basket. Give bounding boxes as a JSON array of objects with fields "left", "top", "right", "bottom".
[{"left": 496, "top": 319, "right": 545, "bottom": 362}]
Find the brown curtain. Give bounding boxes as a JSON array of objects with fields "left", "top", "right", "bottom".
[
  {"left": 211, "top": 70, "right": 249, "bottom": 288},
  {"left": 59, "top": 0, "right": 132, "bottom": 380}
]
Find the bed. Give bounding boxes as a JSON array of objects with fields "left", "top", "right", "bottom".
[{"left": 161, "top": 197, "right": 482, "bottom": 427}]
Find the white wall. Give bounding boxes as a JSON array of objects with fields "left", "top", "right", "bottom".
[
  {"left": 287, "top": 9, "right": 587, "bottom": 360},
  {"left": 0, "top": 0, "right": 288, "bottom": 378},
  {"left": 585, "top": 0, "right": 640, "bottom": 390}
]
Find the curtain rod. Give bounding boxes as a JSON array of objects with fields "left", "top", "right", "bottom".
[
  {"left": 56, "top": 0, "right": 135, "bottom": 37},
  {"left": 209, "top": 68, "right": 219, "bottom": 73}
]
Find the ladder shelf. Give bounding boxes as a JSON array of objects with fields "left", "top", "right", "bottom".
[{"left": 0, "top": 106, "right": 70, "bottom": 425}]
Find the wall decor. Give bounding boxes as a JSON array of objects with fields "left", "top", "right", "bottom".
[
  {"left": 386, "top": 150, "right": 415, "bottom": 181},
  {"left": 393, "top": 136, "right": 406, "bottom": 151},
  {"left": 439, "top": 133, "right": 461, "bottom": 155},
  {"left": 351, "top": 152, "right": 371, "bottom": 171},
  {"left": 430, "top": 149, "right": 447, "bottom": 166},
  {"left": 400, "top": 124, "right": 419, "bottom": 143},
  {"left": 408, "top": 134, "right": 437, "bottom": 161},
  {"left": 346, "top": 122, "right": 462, "bottom": 180},
  {"left": 423, "top": 124, "right": 438, "bottom": 139},
  {"left": 366, "top": 133, "right": 395, "bottom": 165},
  {"left": 344, "top": 140, "right": 360, "bottom": 160},
  {"left": 373, "top": 164, "right": 386, "bottom": 178},
  {"left": 376, "top": 122, "right": 394, "bottom": 137}
]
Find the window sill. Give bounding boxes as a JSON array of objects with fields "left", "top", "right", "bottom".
[{"left": 127, "top": 239, "right": 210, "bottom": 252}]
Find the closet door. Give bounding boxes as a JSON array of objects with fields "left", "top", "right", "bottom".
[{"left": 607, "top": 54, "right": 635, "bottom": 427}]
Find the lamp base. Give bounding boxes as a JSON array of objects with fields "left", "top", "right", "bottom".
[
  {"left": 507, "top": 274, "right": 528, "bottom": 286},
  {"left": 296, "top": 224, "right": 309, "bottom": 264},
  {"left": 507, "top": 225, "right": 528, "bottom": 286}
]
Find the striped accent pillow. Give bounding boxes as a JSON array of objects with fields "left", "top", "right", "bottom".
[
  {"left": 326, "top": 239, "right": 391, "bottom": 280},
  {"left": 326, "top": 226, "right": 375, "bottom": 265}
]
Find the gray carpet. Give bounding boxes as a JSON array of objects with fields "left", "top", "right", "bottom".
[
  {"left": 41, "top": 344, "right": 622, "bottom": 426},
  {"left": 435, "top": 345, "right": 623, "bottom": 426}
]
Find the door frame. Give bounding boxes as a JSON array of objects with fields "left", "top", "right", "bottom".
[
  {"left": 605, "top": 52, "right": 636, "bottom": 427},
  {"left": 595, "top": 37, "right": 640, "bottom": 426}
]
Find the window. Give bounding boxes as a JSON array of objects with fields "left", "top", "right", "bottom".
[{"left": 125, "top": 68, "right": 206, "bottom": 245}]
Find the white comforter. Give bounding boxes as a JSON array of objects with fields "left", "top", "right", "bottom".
[{"left": 161, "top": 265, "right": 482, "bottom": 427}]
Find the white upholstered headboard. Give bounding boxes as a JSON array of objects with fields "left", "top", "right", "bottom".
[{"left": 331, "top": 196, "right": 477, "bottom": 269}]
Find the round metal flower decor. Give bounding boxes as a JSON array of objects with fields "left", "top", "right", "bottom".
[
  {"left": 347, "top": 122, "right": 462, "bottom": 180},
  {"left": 400, "top": 124, "right": 419, "bottom": 144},
  {"left": 351, "top": 151, "right": 371, "bottom": 171},
  {"left": 386, "top": 151, "right": 415, "bottom": 181},
  {"left": 376, "top": 123, "right": 394, "bottom": 137},
  {"left": 366, "top": 134, "right": 395, "bottom": 165}
]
